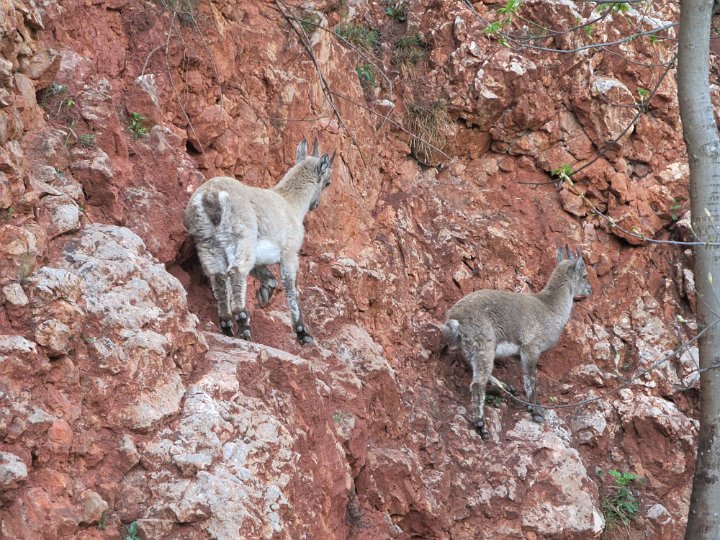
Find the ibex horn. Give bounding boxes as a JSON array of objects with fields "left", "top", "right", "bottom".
[{"left": 312, "top": 138, "right": 319, "bottom": 157}]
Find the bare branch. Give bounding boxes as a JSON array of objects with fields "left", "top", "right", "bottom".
[
  {"left": 493, "top": 318, "right": 720, "bottom": 411},
  {"left": 274, "top": 0, "right": 372, "bottom": 173}
]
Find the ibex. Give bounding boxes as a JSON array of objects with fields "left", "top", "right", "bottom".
[
  {"left": 443, "top": 247, "right": 592, "bottom": 439},
  {"left": 184, "top": 138, "right": 335, "bottom": 344}
]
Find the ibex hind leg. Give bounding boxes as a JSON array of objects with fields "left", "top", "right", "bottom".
[
  {"left": 461, "top": 334, "right": 495, "bottom": 440},
  {"left": 229, "top": 265, "right": 252, "bottom": 340},
  {"left": 251, "top": 265, "right": 278, "bottom": 307},
  {"left": 195, "top": 241, "right": 233, "bottom": 336}
]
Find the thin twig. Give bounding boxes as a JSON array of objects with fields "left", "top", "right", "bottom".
[
  {"left": 141, "top": 45, "right": 163, "bottom": 77},
  {"left": 163, "top": 4, "right": 216, "bottom": 177},
  {"left": 495, "top": 318, "right": 720, "bottom": 411},
  {"left": 274, "top": 0, "right": 371, "bottom": 174},
  {"left": 187, "top": 6, "right": 224, "bottom": 108},
  {"left": 507, "top": 23, "right": 676, "bottom": 54},
  {"left": 285, "top": 15, "right": 394, "bottom": 100}
]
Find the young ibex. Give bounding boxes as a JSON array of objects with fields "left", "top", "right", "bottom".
[
  {"left": 444, "top": 247, "right": 592, "bottom": 439},
  {"left": 184, "top": 138, "right": 335, "bottom": 344}
]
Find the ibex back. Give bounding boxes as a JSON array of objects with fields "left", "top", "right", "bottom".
[
  {"left": 444, "top": 247, "right": 591, "bottom": 439},
  {"left": 184, "top": 138, "right": 335, "bottom": 343}
]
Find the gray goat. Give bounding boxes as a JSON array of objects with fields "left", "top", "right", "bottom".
[
  {"left": 184, "top": 138, "right": 335, "bottom": 343},
  {"left": 444, "top": 247, "right": 592, "bottom": 439}
]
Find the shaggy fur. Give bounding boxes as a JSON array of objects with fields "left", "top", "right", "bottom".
[
  {"left": 184, "top": 139, "right": 335, "bottom": 343},
  {"left": 444, "top": 247, "right": 592, "bottom": 439}
]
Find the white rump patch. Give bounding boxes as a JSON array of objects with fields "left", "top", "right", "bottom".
[
  {"left": 255, "top": 239, "right": 281, "bottom": 265},
  {"left": 495, "top": 341, "right": 520, "bottom": 357}
]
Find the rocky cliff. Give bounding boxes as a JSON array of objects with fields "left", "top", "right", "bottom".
[{"left": 0, "top": 0, "right": 704, "bottom": 538}]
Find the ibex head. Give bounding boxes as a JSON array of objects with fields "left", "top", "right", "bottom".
[
  {"left": 296, "top": 137, "right": 336, "bottom": 211},
  {"left": 556, "top": 245, "right": 592, "bottom": 298}
]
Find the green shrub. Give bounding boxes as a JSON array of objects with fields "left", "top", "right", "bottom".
[
  {"left": 355, "top": 64, "right": 377, "bottom": 88},
  {"left": 385, "top": 2, "right": 407, "bottom": 22},
  {"left": 128, "top": 112, "right": 150, "bottom": 139},
  {"left": 602, "top": 470, "right": 640, "bottom": 529},
  {"left": 335, "top": 24, "right": 380, "bottom": 50},
  {"left": 394, "top": 33, "right": 429, "bottom": 74}
]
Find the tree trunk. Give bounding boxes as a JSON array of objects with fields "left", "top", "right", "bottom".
[{"left": 678, "top": 0, "right": 720, "bottom": 537}]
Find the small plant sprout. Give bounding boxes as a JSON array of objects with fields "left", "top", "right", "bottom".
[
  {"left": 670, "top": 199, "right": 682, "bottom": 220},
  {"left": 334, "top": 24, "right": 380, "bottom": 50},
  {"left": 79, "top": 133, "right": 97, "bottom": 148},
  {"left": 483, "top": 0, "right": 522, "bottom": 35},
  {"left": 384, "top": 1, "right": 408, "bottom": 21},
  {"left": 299, "top": 10, "right": 320, "bottom": 34},
  {"left": 595, "top": 2, "right": 630, "bottom": 13},
  {"left": 485, "top": 394, "right": 503, "bottom": 407},
  {"left": 123, "top": 521, "right": 141, "bottom": 540},
  {"left": 551, "top": 164, "right": 574, "bottom": 179},
  {"left": 483, "top": 20, "right": 504, "bottom": 35},
  {"left": 602, "top": 470, "right": 641, "bottom": 529},
  {"left": 394, "top": 33, "right": 429, "bottom": 74},
  {"left": 548, "top": 396, "right": 559, "bottom": 405},
  {"left": 128, "top": 112, "right": 150, "bottom": 139},
  {"left": 498, "top": 0, "right": 522, "bottom": 16},
  {"left": 355, "top": 64, "right": 376, "bottom": 89}
]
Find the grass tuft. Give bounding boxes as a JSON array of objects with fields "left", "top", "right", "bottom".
[{"left": 406, "top": 100, "right": 451, "bottom": 166}]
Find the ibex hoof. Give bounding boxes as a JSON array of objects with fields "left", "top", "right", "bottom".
[
  {"left": 473, "top": 419, "right": 489, "bottom": 440},
  {"left": 298, "top": 334, "right": 314, "bottom": 345},
  {"left": 256, "top": 284, "right": 275, "bottom": 307},
  {"left": 295, "top": 324, "right": 314, "bottom": 345},
  {"left": 506, "top": 383, "right": 519, "bottom": 396},
  {"left": 531, "top": 410, "right": 545, "bottom": 423},
  {"left": 219, "top": 319, "right": 233, "bottom": 336},
  {"left": 233, "top": 309, "right": 252, "bottom": 341},
  {"left": 239, "top": 329, "right": 252, "bottom": 341}
]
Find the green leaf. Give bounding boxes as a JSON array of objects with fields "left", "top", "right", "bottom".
[
  {"left": 498, "top": 0, "right": 522, "bottom": 15},
  {"left": 551, "top": 164, "right": 573, "bottom": 177},
  {"left": 483, "top": 20, "right": 503, "bottom": 34}
]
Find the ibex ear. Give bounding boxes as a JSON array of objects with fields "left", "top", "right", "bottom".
[
  {"left": 574, "top": 256, "right": 585, "bottom": 271},
  {"left": 565, "top": 244, "right": 573, "bottom": 260},
  {"left": 317, "top": 153, "right": 332, "bottom": 176},
  {"left": 296, "top": 138, "right": 308, "bottom": 164},
  {"left": 312, "top": 138, "right": 319, "bottom": 157},
  {"left": 556, "top": 246, "right": 564, "bottom": 263}
]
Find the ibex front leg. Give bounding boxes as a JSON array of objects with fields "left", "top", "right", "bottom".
[
  {"left": 462, "top": 335, "right": 494, "bottom": 440},
  {"left": 520, "top": 347, "right": 544, "bottom": 423},
  {"left": 280, "top": 253, "right": 313, "bottom": 345}
]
